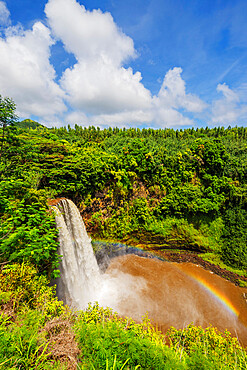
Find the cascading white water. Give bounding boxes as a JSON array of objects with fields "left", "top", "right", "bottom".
[
  {"left": 51, "top": 199, "right": 247, "bottom": 345},
  {"left": 52, "top": 199, "right": 101, "bottom": 309},
  {"left": 52, "top": 198, "right": 147, "bottom": 314}
]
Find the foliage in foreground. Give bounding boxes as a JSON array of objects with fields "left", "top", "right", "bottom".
[
  {"left": 0, "top": 180, "right": 60, "bottom": 278},
  {"left": 0, "top": 264, "right": 246, "bottom": 369},
  {"left": 167, "top": 324, "right": 247, "bottom": 370},
  {"left": 0, "top": 101, "right": 246, "bottom": 368},
  {"left": 74, "top": 304, "right": 247, "bottom": 370},
  {"left": 0, "top": 263, "right": 76, "bottom": 369}
]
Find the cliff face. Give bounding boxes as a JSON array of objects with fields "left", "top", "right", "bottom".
[{"left": 48, "top": 198, "right": 67, "bottom": 206}]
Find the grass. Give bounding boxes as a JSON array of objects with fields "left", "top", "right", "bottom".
[
  {"left": 199, "top": 252, "right": 247, "bottom": 277},
  {"left": 74, "top": 304, "right": 247, "bottom": 370},
  {"left": 0, "top": 263, "right": 76, "bottom": 369},
  {"left": 1, "top": 263, "right": 247, "bottom": 369},
  {"left": 238, "top": 279, "right": 247, "bottom": 288}
]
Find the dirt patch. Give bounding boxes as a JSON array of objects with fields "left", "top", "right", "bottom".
[{"left": 42, "top": 317, "right": 80, "bottom": 370}]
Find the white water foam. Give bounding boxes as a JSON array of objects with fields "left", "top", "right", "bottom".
[
  {"left": 53, "top": 199, "right": 101, "bottom": 308},
  {"left": 53, "top": 199, "right": 146, "bottom": 314}
]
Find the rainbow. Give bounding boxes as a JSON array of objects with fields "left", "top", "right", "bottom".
[
  {"left": 186, "top": 271, "right": 239, "bottom": 317},
  {"left": 94, "top": 240, "right": 239, "bottom": 317}
]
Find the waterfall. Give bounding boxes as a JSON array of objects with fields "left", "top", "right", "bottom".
[
  {"left": 52, "top": 199, "right": 101, "bottom": 309},
  {"left": 52, "top": 198, "right": 147, "bottom": 314},
  {"left": 51, "top": 199, "right": 247, "bottom": 345}
]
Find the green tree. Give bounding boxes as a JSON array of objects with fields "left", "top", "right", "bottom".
[
  {"left": 221, "top": 208, "right": 247, "bottom": 269},
  {"left": 0, "top": 95, "right": 18, "bottom": 162}
]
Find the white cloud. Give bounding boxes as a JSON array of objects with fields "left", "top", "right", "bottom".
[
  {"left": 60, "top": 62, "right": 152, "bottom": 114},
  {"left": 45, "top": 0, "right": 135, "bottom": 65},
  {"left": 157, "top": 67, "right": 207, "bottom": 113},
  {"left": 45, "top": 0, "right": 152, "bottom": 116},
  {"left": 66, "top": 109, "right": 153, "bottom": 128},
  {"left": 44, "top": 0, "right": 206, "bottom": 127},
  {"left": 217, "top": 83, "right": 239, "bottom": 102},
  {"left": 151, "top": 67, "right": 206, "bottom": 127},
  {"left": 152, "top": 104, "right": 194, "bottom": 127},
  {"left": 0, "top": 0, "right": 208, "bottom": 128},
  {"left": 66, "top": 111, "right": 89, "bottom": 126},
  {"left": 65, "top": 67, "right": 204, "bottom": 128},
  {"left": 0, "top": 1, "right": 10, "bottom": 27},
  {"left": 0, "top": 20, "right": 66, "bottom": 119},
  {"left": 211, "top": 83, "right": 247, "bottom": 125}
]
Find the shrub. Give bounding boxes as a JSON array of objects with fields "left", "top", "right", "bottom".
[
  {"left": 0, "top": 183, "right": 60, "bottom": 277},
  {"left": 0, "top": 262, "right": 69, "bottom": 369},
  {"left": 221, "top": 208, "right": 247, "bottom": 269},
  {"left": 74, "top": 304, "right": 184, "bottom": 369},
  {"left": 167, "top": 324, "right": 247, "bottom": 369},
  {"left": 0, "top": 263, "right": 64, "bottom": 319},
  {"left": 74, "top": 304, "right": 247, "bottom": 370}
]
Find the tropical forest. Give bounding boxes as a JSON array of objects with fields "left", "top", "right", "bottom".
[{"left": 0, "top": 95, "right": 247, "bottom": 369}]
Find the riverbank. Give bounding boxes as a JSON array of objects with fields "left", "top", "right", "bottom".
[
  {"left": 92, "top": 235, "right": 247, "bottom": 287},
  {"left": 150, "top": 249, "right": 247, "bottom": 287}
]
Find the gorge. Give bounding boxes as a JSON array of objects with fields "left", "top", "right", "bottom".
[{"left": 53, "top": 198, "right": 247, "bottom": 346}]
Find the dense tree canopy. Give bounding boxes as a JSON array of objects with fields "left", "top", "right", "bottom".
[
  {"left": 0, "top": 95, "right": 18, "bottom": 162},
  {"left": 0, "top": 102, "right": 247, "bottom": 368},
  {"left": 0, "top": 115, "right": 246, "bottom": 272}
]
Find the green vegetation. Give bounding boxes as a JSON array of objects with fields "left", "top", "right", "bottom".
[
  {"left": 0, "top": 97, "right": 247, "bottom": 368},
  {"left": 0, "top": 116, "right": 246, "bottom": 272},
  {"left": 16, "top": 119, "right": 45, "bottom": 130},
  {"left": 1, "top": 269, "right": 246, "bottom": 369},
  {"left": 74, "top": 304, "right": 247, "bottom": 369},
  {"left": 0, "top": 263, "right": 71, "bottom": 369},
  {"left": 0, "top": 95, "right": 18, "bottom": 162},
  {"left": 0, "top": 181, "right": 60, "bottom": 277}
]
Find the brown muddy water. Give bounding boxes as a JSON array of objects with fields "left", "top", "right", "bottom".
[{"left": 106, "top": 255, "right": 247, "bottom": 346}]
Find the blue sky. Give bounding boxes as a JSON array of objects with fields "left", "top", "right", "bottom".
[{"left": 0, "top": 0, "right": 247, "bottom": 128}]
